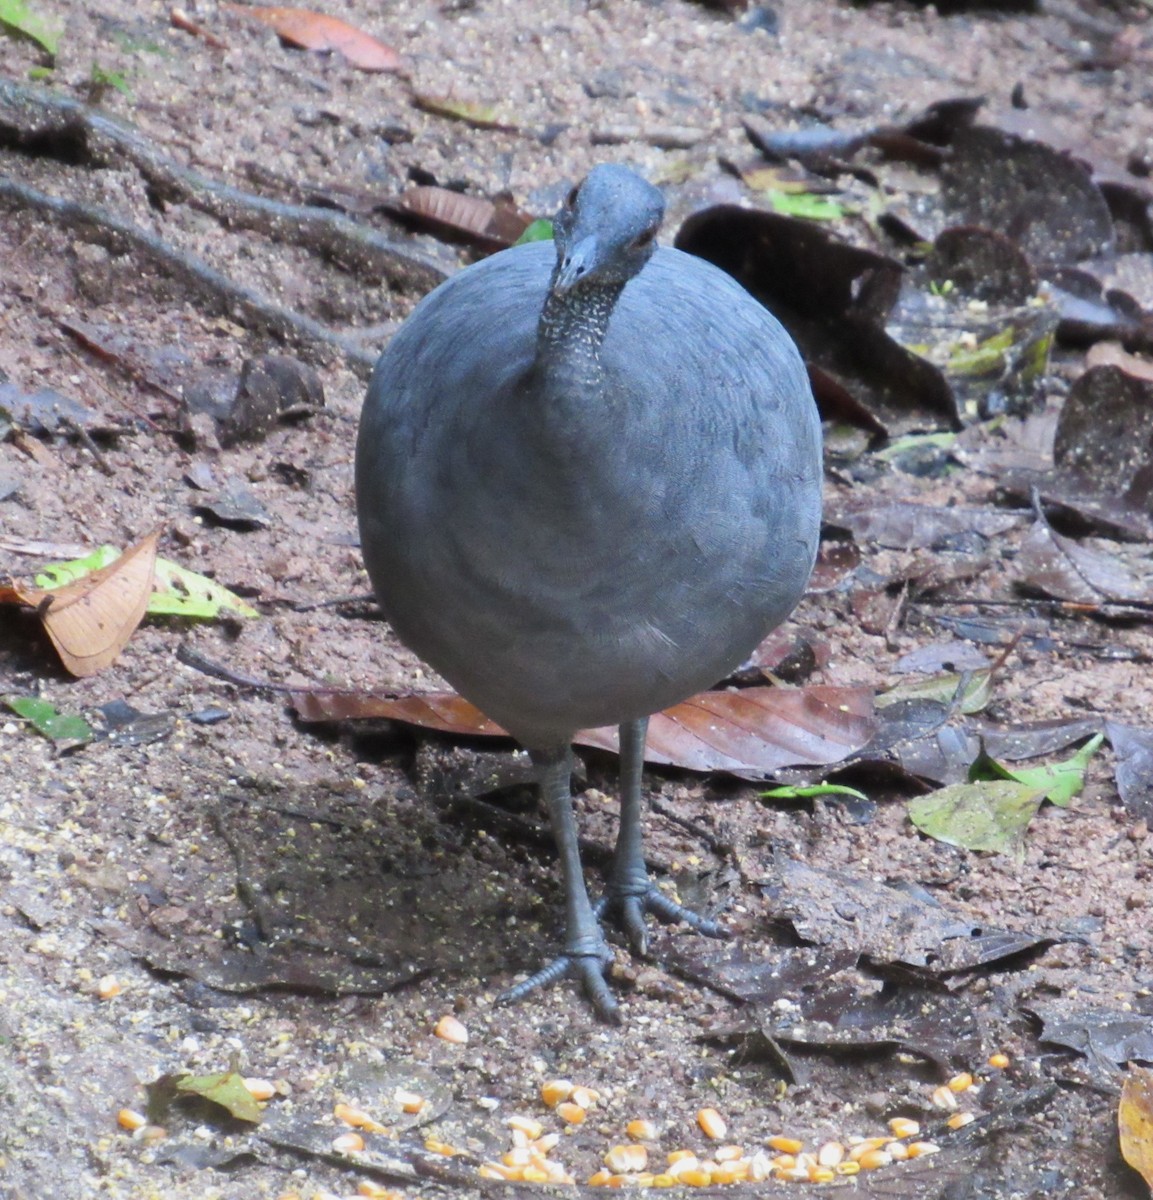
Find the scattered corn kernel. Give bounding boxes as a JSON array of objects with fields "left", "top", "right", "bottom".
[
  {"left": 627, "top": 1119, "right": 658, "bottom": 1141},
  {"left": 557, "top": 1102, "right": 587, "bottom": 1125},
  {"left": 808, "top": 1165, "right": 836, "bottom": 1183},
  {"left": 541, "top": 1079, "right": 574, "bottom": 1108},
  {"left": 715, "top": 1144, "right": 744, "bottom": 1162},
  {"left": 888, "top": 1117, "right": 920, "bottom": 1139},
  {"left": 679, "top": 1169, "right": 713, "bottom": 1187},
  {"left": 424, "top": 1138, "right": 459, "bottom": 1156},
  {"left": 652, "top": 1174, "right": 676, "bottom": 1187},
  {"left": 713, "top": 1163, "right": 749, "bottom": 1184},
  {"left": 136, "top": 1125, "right": 167, "bottom": 1144},
  {"left": 97, "top": 975, "right": 122, "bottom": 1000},
  {"left": 332, "top": 1132, "right": 365, "bottom": 1154},
  {"left": 777, "top": 1164, "right": 810, "bottom": 1182},
  {"left": 766, "top": 1135, "right": 804, "bottom": 1154},
  {"left": 667, "top": 1150, "right": 697, "bottom": 1166},
  {"left": 502, "top": 1148, "right": 532, "bottom": 1168},
  {"left": 605, "top": 1144, "right": 648, "bottom": 1173},
  {"left": 243, "top": 1078, "right": 277, "bottom": 1102},
  {"left": 479, "top": 1162, "right": 517, "bottom": 1181},
  {"left": 848, "top": 1137, "right": 888, "bottom": 1161},
  {"left": 395, "top": 1088, "right": 424, "bottom": 1114},
  {"left": 931, "top": 1085, "right": 959, "bottom": 1110},
  {"left": 333, "top": 1104, "right": 389, "bottom": 1134},
  {"left": 947, "top": 1072, "right": 974, "bottom": 1093},
  {"left": 857, "top": 1149, "right": 893, "bottom": 1170},
  {"left": 886, "top": 1140, "right": 910, "bottom": 1161},
  {"left": 946, "top": 1111, "right": 976, "bottom": 1130},
  {"left": 771, "top": 1154, "right": 797, "bottom": 1170},
  {"left": 988, "top": 1052, "right": 1011, "bottom": 1069},
  {"left": 117, "top": 1109, "right": 147, "bottom": 1131},
  {"left": 571, "top": 1086, "right": 600, "bottom": 1110},
  {"left": 817, "top": 1141, "right": 845, "bottom": 1167},
  {"left": 697, "top": 1107, "right": 726, "bottom": 1140},
  {"left": 434, "top": 1014, "right": 468, "bottom": 1044},
  {"left": 908, "top": 1141, "right": 941, "bottom": 1157},
  {"left": 836, "top": 1161, "right": 861, "bottom": 1176},
  {"left": 748, "top": 1152, "right": 772, "bottom": 1182},
  {"left": 522, "top": 1165, "right": 551, "bottom": 1183},
  {"left": 357, "top": 1184, "right": 403, "bottom": 1199},
  {"left": 587, "top": 1169, "right": 614, "bottom": 1187},
  {"left": 508, "top": 1115, "right": 544, "bottom": 1140},
  {"left": 535, "top": 1132, "right": 561, "bottom": 1153}
]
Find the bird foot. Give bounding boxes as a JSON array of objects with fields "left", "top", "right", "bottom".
[
  {"left": 498, "top": 944, "right": 621, "bottom": 1023},
  {"left": 595, "top": 884, "right": 729, "bottom": 957}
]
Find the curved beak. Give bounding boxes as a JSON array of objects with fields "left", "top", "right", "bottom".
[{"left": 551, "top": 236, "right": 603, "bottom": 295}]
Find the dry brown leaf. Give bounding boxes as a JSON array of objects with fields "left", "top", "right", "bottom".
[
  {"left": 1119, "top": 1065, "right": 1153, "bottom": 1192},
  {"left": 225, "top": 5, "right": 404, "bottom": 72},
  {"left": 290, "top": 684, "right": 874, "bottom": 774},
  {"left": 33, "top": 528, "right": 161, "bottom": 678},
  {"left": 396, "top": 186, "right": 531, "bottom": 251}
]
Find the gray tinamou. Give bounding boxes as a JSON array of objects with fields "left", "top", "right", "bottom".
[{"left": 356, "top": 164, "right": 822, "bottom": 1020}]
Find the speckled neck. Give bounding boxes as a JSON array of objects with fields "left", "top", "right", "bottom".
[{"left": 536, "top": 277, "right": 626, "bottom": 393}]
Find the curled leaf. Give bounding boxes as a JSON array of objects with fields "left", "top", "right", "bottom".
[
  {"left": 36, "top": 529, "right": 160, "bottom": 678},
  {"left": 1119, "top": 1066, "right": 1153, "bottom": 1191},
  {"left": 226, "top": 4, "right": 404, "bottom": 72}
]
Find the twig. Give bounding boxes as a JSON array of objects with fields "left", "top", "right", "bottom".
[
  {"left": 0, "top": 79, "right": 445, "bottom": 296},
  {"left": 0, "top": 177, "right": 380, "bottom": 375},
  {"left": 57, "top": 416, "right": 115, "bottom": 475},
  {"left": 176, "top": 643, "right": 289, "bottom": 693}
]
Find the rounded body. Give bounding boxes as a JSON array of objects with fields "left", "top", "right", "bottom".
[{"left": 356, "top": 241, "right": 822, "bottom": 750}]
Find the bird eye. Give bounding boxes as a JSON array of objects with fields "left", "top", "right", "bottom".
[{"left": 566, "top": 184, "right": 581, "bottom": 208}]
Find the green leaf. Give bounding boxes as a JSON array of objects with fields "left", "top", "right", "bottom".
[
  {"left": 515, "top": 218, "right": 553, "bottom": 245},
  {"left": 873, "top": 431, "right": 958, "bottom": 462},
  {"left": 760, "top": 783, "right": 870, "bottom": 803},
  {"left": 4, "top": 695, "right": 94, "bottom": 745},
  {"left": 36, "top": 546, "right": 258, "bottom": 619},
  {"left": 969, "top": 733, "right": 1104, "bottom": 808},
  {"left": 876, "top": 668, "right": 992, "bottom": 715},
  {"left": 174, "top": 1070, "right": 263, "bottom": 1124},
  {"left": 908, "top": 779, "right": 1045, "bottom": 855},
  {"left": 90, "top": 64, "right": 132, "bottom": 96},
  {"left": 766, "top": 189, "right": 845, "bottom": 221},
  {"left": 149, "top": 558, "right": 259, "bottom": 619},
  {"left": 35, "top": 545, "right": 120, "bottom": 589},
  {"left": 0, "top": 0, "right": 60, "bottom": 54}
]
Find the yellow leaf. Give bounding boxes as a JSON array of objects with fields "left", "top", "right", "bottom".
[{"left": 1119, "top": 1065, "right": 1153, "bottom": 1191}]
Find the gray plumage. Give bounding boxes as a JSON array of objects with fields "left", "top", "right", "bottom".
[{"left": 356, "top": 164, "right": 822, "bottom": 1019}]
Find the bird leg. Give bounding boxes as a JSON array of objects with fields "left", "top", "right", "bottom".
[
  {"left": 596, "top": 717, "right": 729, "bottom": 954},
  {"left": 498, "top": 745, "right": 621, "bottom": 1022}
]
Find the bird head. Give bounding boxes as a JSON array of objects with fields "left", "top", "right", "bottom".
[{"left": 550, "top": 165, "right": 665, "bottom": 296}]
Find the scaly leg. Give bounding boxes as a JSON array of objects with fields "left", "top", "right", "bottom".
[
  {"left": 498, "top": 744, "right": 620, "bottom": 1022},
  {"left": 596, "top": 717, "right": 728, "bottom": 952}
]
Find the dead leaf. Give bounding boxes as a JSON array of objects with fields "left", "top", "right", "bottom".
[
  {"left": 1105, "top": 721, "right": 1153, "bottom": 823},
  {"left": 1015, "top": 515, "right": 1153, "bottom": 607},
  {"left": 1120, "top": 1065, "right": 1153, "bottom": 1191},
  {"left": 941, "top": 125, "right": 1114, "bottom": 266},
  {"left": 389, "top": 186, "right": 532, "bottom": 252},
  {"left": 1054, "top": 364, "right": 1153, "bottom": 510},
  {"left": 578, "top": 686, "right": 876, "bottom": 774},
  {"left": 290, "top": 689, "right": 505, "bottom": 737},
  {"left": 412, "top": 93, "right": 514, "bottom": 131},
  {"left": 226, "top": 5, "right": 404, "bottom": 72},
  {"left": 30, "top": 528, "right": 161, "bottom": 678},
  {"left": 290, "top": 685, "right": 875, "bottom": 775}
]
